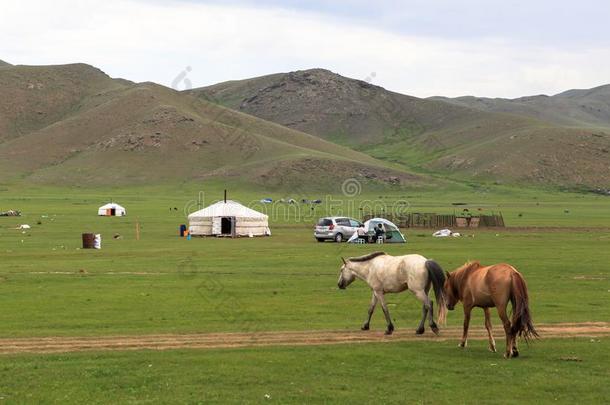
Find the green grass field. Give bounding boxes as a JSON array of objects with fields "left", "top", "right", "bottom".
[
  {"left": 1, "top": 339, "right": 608, "bottom": 404},
  {"left": 1, "top": 183, "right": 609, "bottom": 403}
]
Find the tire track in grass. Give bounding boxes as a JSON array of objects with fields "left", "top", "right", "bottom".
[{"left": 0, "top": 322, "right": 608, "bottom": 354}]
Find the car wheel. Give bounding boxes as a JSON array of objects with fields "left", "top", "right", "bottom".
[
  {"left": 316, "top": 238, "right": 325, "bottom": 242},
  {"left": 334, "top": 233, "right": 344, "bottom": 243}
]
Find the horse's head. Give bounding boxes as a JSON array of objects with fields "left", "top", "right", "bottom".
[
  {"left": 443, "top": 271, "right": 459, "bottom": 310},
  {"left": 337, "top": 257, "right": 356, "bottom": 289}
]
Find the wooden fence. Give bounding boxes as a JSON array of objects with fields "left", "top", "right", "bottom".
[{"left": 362, "top": 212, "right": 505, "bottom": 228}]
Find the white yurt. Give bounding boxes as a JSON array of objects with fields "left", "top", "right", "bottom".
[
  {"left": 188, "top": 200, "right": 270, "bottom": 237},
  {"left": 98, "top": 202, "right": 126, "bottom": 217}
]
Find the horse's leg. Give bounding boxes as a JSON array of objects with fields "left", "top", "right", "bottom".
[
  {"left": 496, "top": 304, "right": 513, "bottom": 358},
  {"left": 415, "top": 285, "right": 431, "bottom": 335},
  {"left": 459, "top": 305, "right": 472, "bottom": 348},
  {"left": 509, "top": 297, "right": 519, "bottom": 357},
  {"left": 362, "top": 292, "right": 377, "bottom": 331},
  {"left": 414, "top": 290, "right": 438, "bottom": 335},
  {"left": 484, "top": 307, "right": 496, "bottom": 352},
  {"left": 416, "top": 304, "right": 427, "bottom": 335},
  {"left": 512, "top": 336, "right": 519, "bottom": 358},
  {"left": 428, "top": 300, "right": 437, "bottom": 333},
  {"left": 375, "top": 291, "right": 394, "bottom": 335}
]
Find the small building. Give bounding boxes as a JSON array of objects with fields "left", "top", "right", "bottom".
[
  {"left": 98, "top": 202, "right": 126, "bottom": 217},
  {"left": 188, "top": 200, "right": 270, "bottom": 237}
]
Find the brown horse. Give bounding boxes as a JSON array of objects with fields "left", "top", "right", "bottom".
[{"left": 444, "top": 261, "right": 538, "bottom": 358}]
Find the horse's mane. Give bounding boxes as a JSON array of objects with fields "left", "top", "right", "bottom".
[
  {"left": 348, "top": 251, "right": 387, "bottom": 262},
  {"left": 456, "top": 260, "right": 482, "bottom": 274},
  {"left": 449, "top": 261, "right": 482, "bottom": 294}
]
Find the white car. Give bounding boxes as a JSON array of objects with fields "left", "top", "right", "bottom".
[{"left": 314, "top": 217, "right": 363, "bottom": 242}]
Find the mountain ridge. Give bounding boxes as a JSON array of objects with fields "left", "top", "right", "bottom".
[
  {"left": 0, "top": 63, "right": 421, "bottom": 189},
  {"left": 189, "top": 68, "right": 610, "bottom": 188},
  {"left": 430, "top": 83, "right": 610, "bottom": 128},
  {"left": 2, "top": 62, "right": 609, "bottom": 189}
]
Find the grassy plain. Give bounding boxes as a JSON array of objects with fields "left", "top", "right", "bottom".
[{"left": 0, "top": 183, "right": 609, "bottom": 403}]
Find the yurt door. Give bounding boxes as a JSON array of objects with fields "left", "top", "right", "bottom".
[
  {"left": 212, "top": 217, "right": 222, "bottom": 235},
  {"left": 221, "top": 217, "right": 236, "bottom": 236}
]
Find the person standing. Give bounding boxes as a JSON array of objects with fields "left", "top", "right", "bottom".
[
  {"left": 374, "top": 223, "right": 385, "bottom": 243},
  {"left": 357, "top": 224, "right": 367, "bottom": 243}
]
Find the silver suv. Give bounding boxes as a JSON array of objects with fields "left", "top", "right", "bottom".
[{"left": 315, "top": 217, "right": 363, "bottom": 242}]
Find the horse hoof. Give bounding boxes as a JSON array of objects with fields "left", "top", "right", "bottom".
[
  {"left": 512, "top": 349, "right": 519, "bottom": 358},
  {"left": 431, "top": 325, "right": 440, "bottom": 336},
  {"left": 458, "top": 342, "right": 467, "bottom": 348},
  {"left": 489, "top": 346, "right": 497, "bottom": 353},
  {"left": 361, "top": 324, "right": 370, "bottom": 331},
  {"left": 415, "top": 327, "right": 425, "bottom": 335},
  {"left": 384, "top": 330, "right": 393, "bottom": 335},
  {"left": 385, "top": 324, "right": 394, "bottom": 335}
]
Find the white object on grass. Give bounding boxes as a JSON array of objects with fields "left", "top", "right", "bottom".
[
  {"left": 94, "top": 234, "right": 102, "bottom": 249},
  {"left": 432, "top": 229, "right": 453, "bottom": 237}
]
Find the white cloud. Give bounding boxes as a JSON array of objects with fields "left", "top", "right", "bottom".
[{"left": 1, "top": 0, "right": 609, "bottom": 98}]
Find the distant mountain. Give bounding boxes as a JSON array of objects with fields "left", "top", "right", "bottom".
[
  {"left": 189, "top": 69, "right": 610, "bottom": 188},
  {"left": 189, "top": 69, "right": 532, "bottom": 148},
  {"left": 430, "top": 84, "right": 610, "bottom": 129},
  {"left": 0, "top": 59, "right": 11, "bottom": 67},
  {"left": 3, "top": 63, "right": 609, "bottom": 189},
  {"left": 0, "top": 63, "right": 420, "bottom": 188}
]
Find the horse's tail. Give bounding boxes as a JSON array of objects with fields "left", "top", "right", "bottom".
[
  {"left": 510, "top": 271, "right": 539, "bottom": 342},
  {"left": 425, "top": 260, "right": 447, "bottom": 325}
]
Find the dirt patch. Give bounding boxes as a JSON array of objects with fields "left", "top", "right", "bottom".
[
  {"left": 0, "top": 322, "right": 608, "bottom": 355},
  {"left": 573, "top": 275, "right": 608, "bottom": 280}
]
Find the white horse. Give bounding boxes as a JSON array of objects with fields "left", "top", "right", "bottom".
[{"left": 337, "top": 252, "right": 447, "bottom": 335}]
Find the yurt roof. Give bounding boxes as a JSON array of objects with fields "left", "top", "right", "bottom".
[
  {"left": 188, "top": 200, "right": 268, "bottom": 219},
  {"left": 99, "top": 202, "right": 125, "bottom": 210}
]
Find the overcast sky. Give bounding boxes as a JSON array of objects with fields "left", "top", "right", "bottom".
[{"left": 2, "top": 0, "right": 609, "bottom": 97}]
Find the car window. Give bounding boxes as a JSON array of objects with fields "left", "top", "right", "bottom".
[
  {"left": 335, "top": 218, "right": 350, "bottom": 226},
  {"left": 349, "top": 219, "right": 361, "bottom": 227},
  {"left": 317, "top": 218, "right": 332, "bottom": 226}
]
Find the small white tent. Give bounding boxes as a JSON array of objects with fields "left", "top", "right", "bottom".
[
  {"left": 347, "top": 217, "right": 406, "bottom": 243},
  {"left": 188, "top": 200, "right": 270, "bottom": 237},
  {"left": 98, "top": 202, "right": 126, "bottom": 217}
]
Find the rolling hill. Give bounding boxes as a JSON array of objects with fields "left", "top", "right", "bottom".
[
  {"left": 190, "top": 69, "right": 610, "bottom": 189},
  {"left": 0, "top": 63, "right": 421, "bottom": 189},
  {"left": 431, "top": 84, "right": 610, "bottom": 129},
  {"left": 0, "top": 59, "right": 11, "bottom": 67},
  {"left": 3, "top": 62, "right": 609, "bottom": 190},
  {"left": 190, "top": 69, "right": 535, "bottom": 148}
]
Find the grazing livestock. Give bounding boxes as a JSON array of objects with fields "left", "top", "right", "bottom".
[
  {"left": 444, "top": 261, "right": 539, "bottom": 358},
  {"left": 337, "top": 252, "right": 447, "bottom": 335}
]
